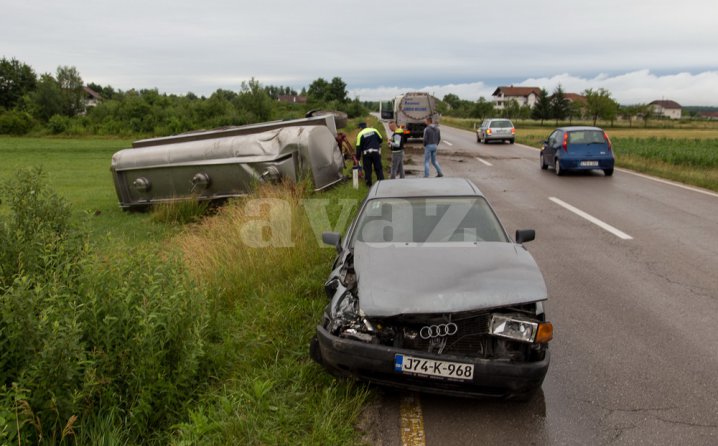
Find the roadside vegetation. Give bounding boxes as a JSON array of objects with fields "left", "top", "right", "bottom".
[{"left": 0, "top": 114, "right": 377, "bottom": 444}]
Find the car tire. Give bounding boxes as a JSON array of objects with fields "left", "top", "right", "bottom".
[
  {"left": 540, "top": 153, "right": 548, "bottom": 170},
  {"left": 509, "top": 138, "right": 515, "bottom": 144},
  {"left": 555, "top": 158, "right": 563, "bottom": 176},
  {"left": 604, "top": 168, "right": 614, "bottom": 176},
  {"left": 477, "top": 134, "right": 480, "bottom": 143}
]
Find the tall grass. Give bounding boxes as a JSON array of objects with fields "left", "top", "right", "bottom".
[
  {"left": 0, "top": 168, "right": 216, "bottom": 444},
  {"left": 171, "top": 180, "right": 370, "bottom": 445}
]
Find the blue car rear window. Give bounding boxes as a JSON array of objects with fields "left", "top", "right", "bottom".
[{"left": 568, "top": 130, "right": 606, "bottom": 144}]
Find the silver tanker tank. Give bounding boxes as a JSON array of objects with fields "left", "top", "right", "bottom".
[{"left": 110, "top": 114, "right": 346, "bottom": 210}]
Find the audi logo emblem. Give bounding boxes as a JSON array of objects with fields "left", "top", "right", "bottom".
[{"left": 419, "top": 323, "right": 458, "bottom": 340}]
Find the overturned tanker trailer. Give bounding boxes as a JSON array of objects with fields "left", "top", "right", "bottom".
[{"left": 111, "top": 114, "right": 346, "bottom": 210}]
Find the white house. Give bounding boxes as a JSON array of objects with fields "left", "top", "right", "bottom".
[
  {"left": 649, "top": 100, "right": 682, "bottom": 119},
  {"left": 492, "top": 86, "right": 542, "bottom": 109}
]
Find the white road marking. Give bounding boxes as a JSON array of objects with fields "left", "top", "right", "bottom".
[
  {"left": 443, "top": 140, "right": 453, "bottom": 146},
  {"left": 476, "top": 157, "right": 493, "bottom": 166},
  {"left": 616, "top": 167, "right": 718, "bottom": 199},
  {"left": 400, "top": 393, "right": 426, "bottom": 446},
  {"left": 549, "top": 197, "right": 633, "bottom": 240}
]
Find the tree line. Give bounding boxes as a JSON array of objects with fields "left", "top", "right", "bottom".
[
  {"left": 439, "top": 86, "right": 670, "bottom": 127},
  {"left": 0, "top": 56, "right": 366, "bottom": 136}
]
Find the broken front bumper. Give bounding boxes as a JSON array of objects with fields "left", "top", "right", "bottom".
[{"left": 313, "top": 325, "right": 549, "bottom": 398}]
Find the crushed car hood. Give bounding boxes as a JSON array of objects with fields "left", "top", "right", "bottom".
[{"left": 354, "top": 242, "right": 547, "bottom": 317}]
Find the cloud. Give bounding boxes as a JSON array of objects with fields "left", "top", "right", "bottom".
[{"left": 349, "top": 70, "right": 718, "bottom": 106}]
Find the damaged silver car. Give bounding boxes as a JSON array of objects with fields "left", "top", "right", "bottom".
[{"left": 310, "top": 177, "right": 552, "bottom": 399}]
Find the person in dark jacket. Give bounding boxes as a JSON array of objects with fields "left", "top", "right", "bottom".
[
  {"left": 356, "top": 122, "right": 385, "bottom": 186},
  {"left": 423, "top": 117, "right": 443, "bottom": 177}
]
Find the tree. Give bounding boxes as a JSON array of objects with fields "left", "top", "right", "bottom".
[
  {"left": 550, "top": 85, "right": 569, "bottom": 125},
  {"left": 56, "top": 65, "right": 84, "bottom": 116},
  {"left": 442, "top": 93, "right": 461, "bottom": 110},
  {"left": 638, "top": 104, "right": 654, "bottom": 128},
  {"left": 531, "top": 88, "right": 551, "bottom": 124},
  {"left": 307, "top": 76, "right": 348, "bottom": 103},
  {"left": 568, "top": 101, "right": 583, "bottom": 124},
  {"left": 619, "top": 104, "right": 644, "bottom": 128},
  {"left": 328, "top": 77, "right": 348, "bottom": 103},
  {"left": 583, "top": 88, "right": 618, "bottom": 126},
  {"left": 28, "top": 74, "right": 64, "bottom": 121},
  {"left": 471, "top": 97, "right": 494, "bottom": 120},
  {"left": 238, "top": 77, "right": 272, "bottom": 122},
  {"left": 0, "top": 57, "right": 37, "bottom": 109}
]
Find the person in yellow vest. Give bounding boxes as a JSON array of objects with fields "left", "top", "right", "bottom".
[
  {"left": 356, "top": 122, "right": 385, "bottom": 186},
  {"left": 388, "top": 121, "right": 406, "bottom": 179}
]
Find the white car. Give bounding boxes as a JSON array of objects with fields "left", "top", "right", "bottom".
[{"left": 477, "top": 119, "right": 515, "bottom": 144}]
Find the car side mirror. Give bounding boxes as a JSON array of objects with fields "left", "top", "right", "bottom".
[
  {"left": 515, "top": 229, "right": 535, "bottom": 244},
  {"left": 543, "top": 139, "right": 549, "bottom": 145},
  {"left": 322, "top": 232, "right": 342, "bottom": 252}
]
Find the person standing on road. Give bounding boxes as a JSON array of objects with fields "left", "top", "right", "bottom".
[
  {"left": 388, "top": 121, "right": 406, "bottom": 179},
  {"left": 356, "top": 122, "right": 385, "bottom": 187},
  {"left": 423, "top": 117, "right": 443, "bottom": 178}
]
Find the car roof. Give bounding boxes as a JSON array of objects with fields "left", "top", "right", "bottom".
[
  {"left": 368, "top": 178, "right": 484, "bottom": 199},
  {"left": 557, "top": 126, "right": 604, "bottom": 132}
]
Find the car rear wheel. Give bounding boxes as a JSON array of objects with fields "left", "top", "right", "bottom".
[
  {"left": 604, "top": 168, "right": 614, "bottom": 176},
  {"left": 540, "top": 153, "right": 548, "bottom": 170},
  {"left": 476, "top": 134, "right": 480, "bottom": 143},
  {"left": 555, "top": 158, "right": 563, "bottom": 176},
  {"left": 509, "top": 138, "right": 515, "bottom": 144}
]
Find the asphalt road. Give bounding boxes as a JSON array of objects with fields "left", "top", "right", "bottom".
[{"left": 365, "top": 123, "right": 718, "bottom": 445}]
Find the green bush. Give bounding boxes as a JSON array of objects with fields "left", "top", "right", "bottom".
[
  {"left": 0, "top": 168, "right": 215, "bottom": 444},
  {"left": 0, "top": 110, "right": 35, "bottom": 135},
  {"left": 47, "top": 114, "right": 71, "bottom": 134}
]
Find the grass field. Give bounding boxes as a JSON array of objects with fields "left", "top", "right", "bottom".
[
  {"left": 442, "top": 117, "right": 718, "bottom": 192},
  {"left": 0, "top": 127, "right": 376, "bottom": 444}
]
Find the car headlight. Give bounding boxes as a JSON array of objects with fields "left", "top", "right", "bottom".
[{"left": 490, "top": 314, "right": 553, "bottom": 343}]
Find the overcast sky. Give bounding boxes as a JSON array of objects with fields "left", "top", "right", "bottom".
[{"left": 2, "top": 0, "right": 718, "bottom": 105}]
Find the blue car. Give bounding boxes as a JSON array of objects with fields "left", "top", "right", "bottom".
[{"left": 540, "top": 126, "right": 615, "bottom": 176}]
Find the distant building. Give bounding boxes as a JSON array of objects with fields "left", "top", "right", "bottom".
[
  {"left": 564, "top": 93, "right": 587, "bottom": 104},
  {"left": 277, "top": 95, "right": 307, "bottom": 104},
  {"left": 491, "top": 86, "right": 541, "bottom": 109},
  {"left": 83, "top": 86, "right": 102, "bottom": 108},
  {"left": 699, "top": 111, "right": 718, "bottom": 120},
  {"left": 649, "top": 100, "right": 682, "bottom": 119}
]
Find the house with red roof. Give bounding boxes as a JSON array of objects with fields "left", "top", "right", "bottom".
[
  {"left": 491, "top": 86, "right": 542, "bottom": 109},
  {"left": 649, "top": 100, "right": 682, "bottom": 119}
]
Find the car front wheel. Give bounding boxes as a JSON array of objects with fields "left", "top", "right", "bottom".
[{"left": 540, "top": 153, "right": 548, "bottom": 170}]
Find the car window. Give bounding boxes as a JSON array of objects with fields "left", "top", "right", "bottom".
[
  {"left": 548, "top": 130, "right": 560, "bottom": 146},
  {"left": 351, "top": 197, "right": 509, "bottom": 245},
  {"left": 490, "top": 120, "right": 513, "bottom": 128},
  {"left": 568, "top": 130, "right": 606, "bottom": 144}
]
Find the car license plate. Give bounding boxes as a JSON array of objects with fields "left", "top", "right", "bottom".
[
  {"left": 394, "top": 354, "right": 474, "bottom": 381},
  {"left": 580, "top": 160, "right": 599, "bottom": 167}
]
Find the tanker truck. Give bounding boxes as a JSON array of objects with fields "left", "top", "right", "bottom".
[{"left": 392, "top": 92, "right": 440, "bottom": 138}]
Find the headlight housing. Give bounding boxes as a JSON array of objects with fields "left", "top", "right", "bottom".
[{"left": 490, "top": 314, "right": 553, "bottom": 344}]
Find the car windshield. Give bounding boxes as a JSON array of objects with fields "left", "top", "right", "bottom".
[
  {"left": 490, "top": 120, "right": 513, "bottom": 128},
  {"left": 568, "top": 130, "right": 606, "bottom": 144},
  {"left": 351, "top": 197, "right": 509, "bottom": 244}
]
